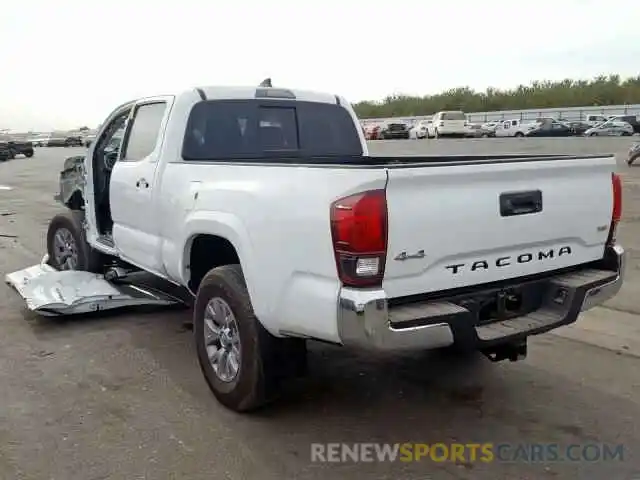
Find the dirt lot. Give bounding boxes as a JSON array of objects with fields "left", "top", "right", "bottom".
[{"left": 0, "top": 138, "right": 639, "bottom": 480}]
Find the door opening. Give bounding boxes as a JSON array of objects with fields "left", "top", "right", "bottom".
[{"left": 92, "top": 110, "right": 130, "bottom": 237}]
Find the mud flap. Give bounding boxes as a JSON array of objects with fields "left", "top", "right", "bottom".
[{"left": 5, "top": 256, "right": 184, "bottom": 316}]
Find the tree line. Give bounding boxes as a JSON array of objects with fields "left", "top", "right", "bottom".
[{"left": 352, "top": 74, "right": 640, "bottom": 119}]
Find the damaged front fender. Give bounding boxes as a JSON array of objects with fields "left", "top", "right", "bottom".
[{"left": 54, "top": 155, "right": 86, "bottom": 209}]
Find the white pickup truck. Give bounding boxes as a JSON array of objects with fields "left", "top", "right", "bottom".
[{"left": 7, "top": 84, "right": 626, "bottom": 412}]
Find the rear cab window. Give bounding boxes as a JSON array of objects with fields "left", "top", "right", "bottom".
[{"left": 182, "top": 99, "right": 363, "bottom": 161}]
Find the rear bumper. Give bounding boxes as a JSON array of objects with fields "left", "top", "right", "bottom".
[{"left": 337, "top": 244, "right": 625, "bottom": 351}]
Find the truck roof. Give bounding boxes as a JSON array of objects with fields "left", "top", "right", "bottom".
[
  {"left": 118, "top": 86, "right": 344, "bottom": 110},
  {"left": 192, "top": 86, "right": 341, "bottom": 104}
]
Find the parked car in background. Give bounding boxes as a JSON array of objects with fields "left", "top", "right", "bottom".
[
  {"left": 428, "top": 111, "right": 467, "bottom": 138},
  {"left": 0, "top": 142, "right": 10, "bottom": 161},
  {"left": 584, "top": 120, "right": 634, "bottom": 137},
  {"left": 584, "top": 114, "right": 609, "bottom": 127},
  {"left": 566, "top": 121, "right": 592, "bottom": 136},
  {"left": 47, "top": 136, "right": 69, "bottom": 147},
  {"left": 464, "top": 123, "right": 487, "bottom": 138},
  {"left": 479, "top": 121, "right": 499, "bottom": 135},
  {"left": 65, "top": 136, "right": 84, "bottom": 147},
  {"left": 525, "top": 122, "right": 574, "bottom": 137},
  {"left": 364, "top": 124, "right": 382, "bottom": 140},
  {"left": 29, "top": 134, "right": 50, "bottom": 147},
  {"left": 409, "top": 120, "right": 431, "bottom": 139},
  {"left": 479, "top": 125, "right": 497, "bottom": 137},
  {"left": 481, "top": 120, "right": 499, "bottom": 129},
  {"left": 610, "top": 115, "right": 640, "bottom": 134},
  {"left": 379, "top": 122, "right": 410, "bottom": 139},
  {"left": 5, "top": 140, "right": 34, "bottom": 158},
  {"left": 494, "top": 119, "right": 539, "bottom": 137},
  {"left": 628, "top": 142, "right": 640, "bottom": 165}
]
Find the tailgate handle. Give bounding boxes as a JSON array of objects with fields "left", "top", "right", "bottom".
[{"left": 500, "top": 190, "right": 542, "bottom": 217}]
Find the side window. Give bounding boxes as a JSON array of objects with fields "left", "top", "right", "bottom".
[
  {"left": 121, "top": 102, "right": 166, "bottom": 162},
  {"left": 503, "top": 121, "right": 510, "bottom": 129},
  {"left": 511, "top": 120, "right": 517, "bottom": 126},
  {"left": 93, "top": 110, "right": 130, "bottom": 170}
]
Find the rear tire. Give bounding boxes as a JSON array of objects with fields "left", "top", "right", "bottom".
[
  {"left": 514, "top": 132, "right": 524, "bottom": 137},
  {"left": 194, "top": 264, "right": 307, "bottom": 412},
  {"left": 46, "top": 210, "right": 106, "bottom": 272},
  {"left": 25, "top": 149, "right": 34, "bottom": 158}
]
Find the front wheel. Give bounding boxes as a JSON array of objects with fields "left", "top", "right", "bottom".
[
  {"left": 194, "top": 264, "right": 306, "bottom": 412},
  {"left": 46, "top": 210, "right": 105, "bottom": 272},
  {"left": 25, "top": 150, "right": 34, "bottom": 158}
]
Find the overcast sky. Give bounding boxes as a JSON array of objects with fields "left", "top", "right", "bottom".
[{"left": 1, "top": 0, "right": 639, "bottom": 131}]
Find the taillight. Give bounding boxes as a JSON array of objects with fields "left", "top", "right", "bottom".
[
  {"left": 330, "top": 190, "right": 388, "bottom": 288},
  {"left": 607, "top": 173, "right": 622, "bottom": 245}
]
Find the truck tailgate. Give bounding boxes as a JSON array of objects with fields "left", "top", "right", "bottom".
[{"left": 383, "top": 156, "right": 615, "bottom": 298}]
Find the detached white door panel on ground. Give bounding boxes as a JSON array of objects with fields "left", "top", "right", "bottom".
[{"left": 5, "top": 259, "right": 182, "bottom": 316}]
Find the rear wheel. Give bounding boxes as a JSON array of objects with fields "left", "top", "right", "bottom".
[
  {"left": 46, "top": 210, "right": 106, "bottom": 272},
  {"left": 25, "top": 149, "right": 34, "bottom": 158},
  {"left": 194, "top": 264, "right": 307, "bottom": 412},
  {"left": 514, "top": 131, "right": 524, "bottom": 138}
]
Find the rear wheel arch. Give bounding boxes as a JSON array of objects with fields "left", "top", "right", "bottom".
[{"left": 184, "top": 233, "right": 244, "bottom": 294}]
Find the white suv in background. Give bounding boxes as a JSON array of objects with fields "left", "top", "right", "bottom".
[{"left": 428, "top": 111, "right": 468, "bottom": 138}]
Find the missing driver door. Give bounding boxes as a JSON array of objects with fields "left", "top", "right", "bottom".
[{"left": 109, "top": 96, "right": 173, "bottom": 273}]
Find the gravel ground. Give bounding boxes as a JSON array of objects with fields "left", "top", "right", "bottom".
[{"left": 0, "top": 138, "right": 639, "bottom": 480}]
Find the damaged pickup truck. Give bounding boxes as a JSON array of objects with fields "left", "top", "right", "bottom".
[{"left": 6, "top": 84, "right": 626, "bottom": 412}]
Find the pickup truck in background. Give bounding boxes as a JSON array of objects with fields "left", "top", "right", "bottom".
[
  {"left": 0, "top": 139, "right": 34, "bottom": 159},
  {"left": 7, "top": 84, "right": 626, "bottom": 412}
]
